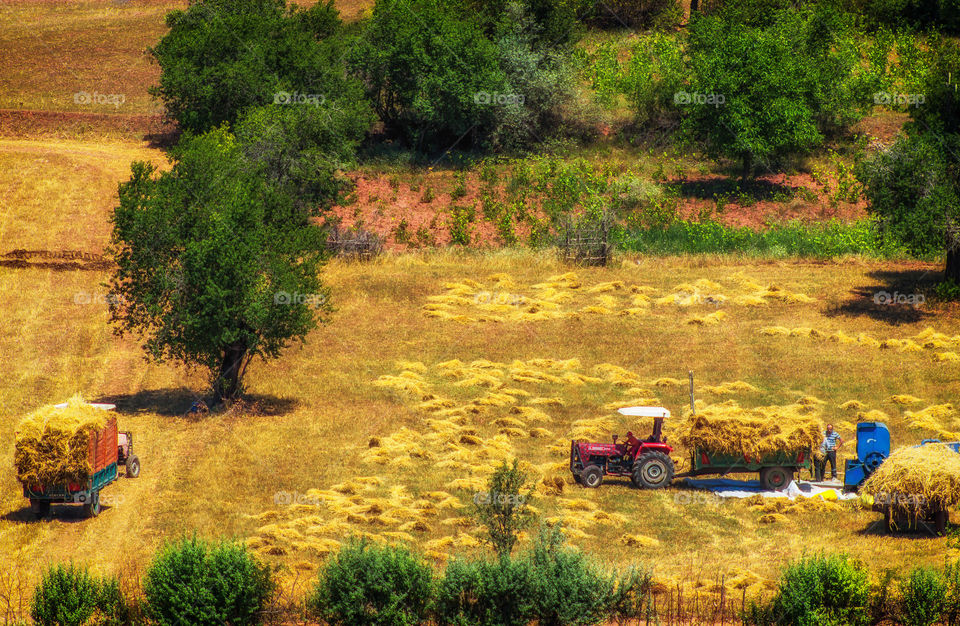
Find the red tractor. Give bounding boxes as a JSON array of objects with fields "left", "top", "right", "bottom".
[{"left": 569, "top": 406, "right": 675, "bottom": 489}]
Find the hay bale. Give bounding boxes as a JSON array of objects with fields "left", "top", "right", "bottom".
[
  {"left": 889, "top": 394, "right": 923, "bottom": 406},
  {"left": 862, "top": 443, "right": 960, "bottom": 513},
  {"left": 839, "top": 400, "right": 866, "bottom": 411},
  {"left": 14, "top": 395, "right": 111, "bottom": 486},
  {"left": 760, "top": 326, "right": 791, "bottom": 336},
  {"left": 620, "top": 533, "right": 660, "bottom": 547},
  {"left": 677, "top": 402, "right": 822, "bottom": 458},
  {"left": 758, "top": 513, "right": 789, "bottom": 524}
]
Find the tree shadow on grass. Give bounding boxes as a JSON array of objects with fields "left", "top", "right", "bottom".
[
  {"left": 96, "top": 388, "right": 299, "bottom": 419},
  {"left": 823, "top": 268, "right": 940, "bottom": 325}
]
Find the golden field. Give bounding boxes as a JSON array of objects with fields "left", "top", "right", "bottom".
[{"left": 1, "top": 137, "right": 960, "bottom": 613}]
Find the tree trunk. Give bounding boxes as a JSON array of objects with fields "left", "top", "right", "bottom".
[
  {"left": 214, "top": 342, "right": 247, "bottom": 402},
  {"left": 740, "top": 153, "right": 752, "bottom": 182},
  {"left": 947, "top": 247, "right": 960, "bottom": 284}
]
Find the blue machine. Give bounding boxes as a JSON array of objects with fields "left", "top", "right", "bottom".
[{"left": 843, "top": 421, "right": 890, "bottom": 491}]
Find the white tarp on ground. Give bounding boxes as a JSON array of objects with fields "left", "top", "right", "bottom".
[{"left": 677, "top": 478, "right": 859, "bottom": 500}]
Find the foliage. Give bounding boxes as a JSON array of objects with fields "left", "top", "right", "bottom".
[
  {"left": 31, "top": 564, "right": 125, "bottom": 626},
  {"left": 308, "top": 539, "right": 434, "bottom": 626},
  {"left": 449, "top": 205, "right": 476, "bottom": 246},
  {"left": 898, "top": 567, "right": 947, "bottom": 626},
  {"left": 682, "top": 6, "right": 886, "bottom": 175},
  {"left": 108, "top": 128, "right": 331, "bottom": 401},
  {"left": 767, "top": 554, "right": 871, "bottom": 626},
  {"left": 434, "top": 557, "right": 535, "bottom": 626},
  {"left": 526, "top": 526, "right": 615, "bottom": 626},
  {"left": 582, "top": 0, "right": 682, "bottom": 29},
  {"left": 607, "top": 565, "right": 656, "bottom": 624},
  {"left": 149, "top": 0, "right": 362, "bottom": 134},
  {"left": 144, "top": 536, "right": 274, "bottom": 626},
  {"left": 618, "top": 219, "right": 902, "bottom": 258},
  {"left": 857, "top": 133, "right": 960, "bottom": 260},
  {"left": 348, "top": 0, "right": 573, "bottom": 151},
  {"left": 856, "top": 0, "right": 960, "bottom": 31},
  {"left": 472, "top": 459, "right": 535, "bottom": 557}
]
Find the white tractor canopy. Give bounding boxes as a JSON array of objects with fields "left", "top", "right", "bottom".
[{"left": 617, "top": 406, "right": 670, "bottom": 418}]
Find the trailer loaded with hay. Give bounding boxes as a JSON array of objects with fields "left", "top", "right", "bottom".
[
  {"left": 674, "top": 405, "right": 820, "bottom": 490},
  {"left": 14, "top": 396, "right": 140, "bottom": 519},
  {"left": 862, "top": 440, "right": 960, "bottom": 535}
]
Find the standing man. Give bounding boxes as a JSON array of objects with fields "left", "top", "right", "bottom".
[{"left": 817, "top": 424, "right": 844, "bottom": 482}]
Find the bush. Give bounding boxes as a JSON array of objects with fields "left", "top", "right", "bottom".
[
  {"left": 583, "top": 0, "right": 682, "bottom": 29},
  {"left": 32, "top": 564, "right": 99, "bottom": 626},
  {"left": 308, "top": 539, "right": 434, "bottom": 626},
  {"left": 144, "top": 536, "right": 273, "bottom": 626},
  {"left": 527, "top": 527, "right": 615, "bottom": 626},
  {"left": 149, "top": 0, "right": 363, "bottom": 134},
  {"left": 768, "top": 554, "right": 870, "bottom": 626},
  {"left": 31, "top": 564, "right": 126, "bottom": 626},
  {"left": 472, "top": 459, "right": 535, "bottom": 557},
  {"left": 434, "top": 557, "right": 535, "bottom": 626},
  {"left": 349, "top": 0, "right": 574, "bottom": 151},
  {"left": 899, "top": 567, "right": 947, "bottom": 626}
]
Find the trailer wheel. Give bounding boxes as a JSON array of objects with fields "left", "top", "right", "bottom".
[
  {"left": 760, "top": 467, "right": 792, "bottom": 491},
  {"left": 633, "top": 452, "right": 675, "bottom": 489},
  {"left": 84, "top": 491, "right": 100, "bottom": 518},
  {"left": 126, "top": 455, "right": 140, "bottom": 478},
  {"left": 580, "top": 465, "right": 603, "bottom": 489},
  {"left": 30, "top": 500, "right": 50, "bottom": 520}
]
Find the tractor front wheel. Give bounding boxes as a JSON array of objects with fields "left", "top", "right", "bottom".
[
  {"left": 580, "top": 465, "right": 603, "bottom": 489},
  {"left": 633, "top": 452, "right": 675, "bottom": 489}
]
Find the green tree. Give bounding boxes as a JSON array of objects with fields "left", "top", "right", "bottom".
[
  {"left": 472, "top": 459, "right": 535, "bottom": 557},
  {"left": 107, "top": 127, "right": 331, "bottom": 402},
  {"left": 683, "top": 7, "right": 883, "bottom": 177},
  {"left": 149, "top": 0, "right": 363, "bottom": 134},
  {"left": 858, "top": 41, "right": 960, "bottom": 281}
]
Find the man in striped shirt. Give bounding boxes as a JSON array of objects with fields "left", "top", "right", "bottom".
[{"left": 816, "top": 424, "right": 844, "bottom": 481}]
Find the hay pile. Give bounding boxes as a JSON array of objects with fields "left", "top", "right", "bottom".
[
  {"left": 14, "top": 394, "right": 109, "bottom": 485},
  {"left": 862, "top": 443, "right": 960, "bottom": 512},
  {"left": 677, "top": 402, "right": 822, "bottom": 458}
]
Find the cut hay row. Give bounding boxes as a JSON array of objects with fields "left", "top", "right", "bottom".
[
  {"left": 422, "top": 273, "right": 815, "bottom": 324},
  {"left": 759, "top": 326, "right": 960, "bottom": 363}
]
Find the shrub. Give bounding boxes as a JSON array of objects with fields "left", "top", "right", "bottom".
[
  {"left": 527, "top": 526, "right": 615, "bottom": 626},
  {"left": 144, "top": 536, "right": 273, "bottom": 626},
  {"left": 472, "top": 459, "right": 535, "bottom": 557},
  {"left": 583, "top": 0, "right": 681, "bottom": 29},
  {"left": 434, "top": 557, "right": 535, "bottom": 626},
  {"left": 149, "top": 0, "right": 361, "bottom": 134},
  {"left": 767, "top": 554, "right": 870, "bottom": 626},
  {"left": 349, "top": 0, "right": 574, "bottom": 151},
  {"left": 308, "top": 539, "right": 434, "bottom": 626},
  {"left": 608, "top": 565, "right": 655, "bottom": 624},
  {"left": 899, "top": 567, "right": 947, "bottom": 626},
  {"left": 32, "top": 564, "right": 100, "bottom": 626}
]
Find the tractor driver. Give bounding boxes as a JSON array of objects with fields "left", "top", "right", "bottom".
[{"left": 623, "top": 431, "right": 642, "bottom": 458}]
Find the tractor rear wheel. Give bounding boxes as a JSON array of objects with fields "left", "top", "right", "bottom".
[
  {"left": 633, "top": 452, "right": 674, "bottom": 489},
  {"left": 760, "top": 467, "right": 792, "bottom": 491},
  {"left": 580, "top": 465, "right": 603, "bottom": 489}
]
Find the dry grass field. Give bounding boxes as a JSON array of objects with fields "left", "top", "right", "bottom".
[
  {"left": 2, "top": 0, "right": 959, "bottom": 620},
  {"left": 2, "top": 133, "right": 960, "bottom": 610}
]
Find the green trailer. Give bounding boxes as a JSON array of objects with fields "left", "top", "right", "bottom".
[{"left": 678, "top": 447, "right": 813, "bottom": 490}]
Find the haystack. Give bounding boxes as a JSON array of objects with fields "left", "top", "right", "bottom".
[
  {"left": 677, "top": 402, "right": 822, "bottom": 458},
  {"left": 14, "top": 395, "right": 109, "bottom": 485},
  {"left": 862, "top": 443, "right": 960, "bottom": 513}
]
